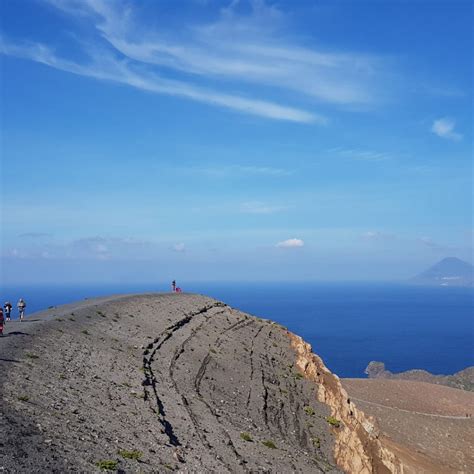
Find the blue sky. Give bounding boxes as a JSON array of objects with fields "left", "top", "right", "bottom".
[{"left": 1, "top": 0, "right": 472, "bottom": 284}]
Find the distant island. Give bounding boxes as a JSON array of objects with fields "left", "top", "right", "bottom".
[
  {"left": 412, "top": 257, "right": 474, "bottom": 287},
  {"left": 365, "top": 361, "right": 474, "bottom": 392}
]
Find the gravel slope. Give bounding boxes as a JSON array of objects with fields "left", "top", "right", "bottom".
[
  {"left": 0, "top": 293, "right": 341, "bottom": 473},
  {"left": 342, "top": 379, "right": 474, "bottom": 473}
]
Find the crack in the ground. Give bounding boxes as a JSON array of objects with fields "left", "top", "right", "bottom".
[
  {"left": 141, "top": 302, "right": 226, "bottom": 447},
  {"left": 245, "top": 324, "right": 265, "bottom": 411}
]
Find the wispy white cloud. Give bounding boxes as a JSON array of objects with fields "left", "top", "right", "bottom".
[
  {"left": 417, "top": 236, "right": 454, "bottom": 252},
  {"left": 0, "top": 38, "right": 317, "bottom": 123},
  {"left": 276, "top": 238, "right": 304, "bottom": 248},
  {"left": 328, "top": 147, "right": 391, "bottom": 162},
  {"left": 361, "top": 231, "right": 395, "bottom": 241},
  {"left": 431, "top": 118, "right": 462, "bottom": 141},
  {"left": 240, "top": 201, "right": 287, "bottom": 214},
  {"left": 18, "top": 232, "right": 53, "bottom": 239},
  {"left": 1, "top": 0, "right": 395, "bottom": 123},
  {"left": 3, "top": 236, "right": 155, "bottom": 261},
  {"left": 185, "top": 165, "right": 293, "bottom": 178}
]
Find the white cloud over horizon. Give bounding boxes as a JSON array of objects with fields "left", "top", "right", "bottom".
[
  {"left": 276, "top": 238, "right": 304, "bottom": 248},
  {"left": 172, "top": 243, "right": 186, "bottom": 253}
]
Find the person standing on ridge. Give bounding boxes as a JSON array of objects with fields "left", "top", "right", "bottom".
[
  {"left": 17, "top": 298, "right": 26, "bottom": 321},
  {"left": 0, "top": 308, "right": 4, "bottom": 336},
  {"left": 171, "top": 280, "right": 176, "bottom": 292},
  {"left": 4, "top": 301, "right": 12, "bottom": 321}
]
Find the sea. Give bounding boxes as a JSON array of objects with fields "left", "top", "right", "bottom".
[{"left": 1, "top": 282, "right": 473, "bottom": 378}]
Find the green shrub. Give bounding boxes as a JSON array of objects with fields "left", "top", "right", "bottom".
[
  {"left": 17, "top": 395, "right": 29, "bottom": 402},
  {"left": 81, "top": 329, "right": 89, "bottom": 335},
  {"left": 240, "top": 432, "right": 253, "bottom": 442},
  {"left": 262, "top": 440, "right": 277, "bottom": 449},
  {"left": 326, "top": 416, "right": 341, "bottom": 428},
  {"left": 118, "top": 449, "right": 142, "bottom": 460},
  {"left": 95, "top": 460, "right": 118, "bottom": 471},
  {"left": 311, "top": 437, "right": 321, "bottom": 448},
  {"left": 304, "top": 406, "right": 315, "bottom": 416},
  {"left": 25, "top": 353, "right": 39, "bottom": 359}
]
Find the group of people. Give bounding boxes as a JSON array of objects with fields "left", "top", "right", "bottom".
[
  {"left": 171, "top": 280, "right": 182, "bottom": 293},
  {"left": 0, "top": 299, "right": 27, "bottom": 336}
]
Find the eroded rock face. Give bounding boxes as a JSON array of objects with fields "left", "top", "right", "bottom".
[{"left": 287, "top": 334, "right": 440, "bottom": 474}]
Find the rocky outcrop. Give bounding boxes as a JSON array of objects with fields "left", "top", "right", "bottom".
[
  {"left": 289, "top": 333, "right": 430, "bottom": 473},
  {"left": 366, "top": 361, "right": 474, "bottom": 392}
]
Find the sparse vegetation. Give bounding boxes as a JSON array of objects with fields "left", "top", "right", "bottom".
[
  {"left": 294, "top": 372, "right": 304, "bottom": 380},
  {"left": 240, "top": 432, "right": 253, "bottom": 442},
  {"left": 326, "top": 416, "right": 341, "bottom": 428},
  {"left": 69, "top": 317, "right": 75, "bottom": 321},
  {"left": 59, "top": 374, "right": 66, "bottom": 380},
  {"left": 95, "top": 460, "right": 118, "bottom": 471},
  {"left": 311, "top": 437, "right": 321, "bottom": 448},
  {"left": 25, "top": 353, "right": 39, "bottom": 359},
  {"left": 81, "top": 329, "right": 89, "bottom": 335},
  {"left": 164, "top": 464, "right": 175, "bottom": 471},
  {"left": 17, "top": 395, "right": 29, "bottom": 402},
  {"left": 304, "top": 406, "right": 315, "bottom": 416},
  {"left": 262, "top": 440, "right": 277, "bottom": 449},
  {"left": 118, "top": 449, "right": 142, "bottom": 460},
  {"left": 209, "top": 348, "right": 217, "bottom": 354}
]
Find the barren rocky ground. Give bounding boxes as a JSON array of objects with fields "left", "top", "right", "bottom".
[
  {"left": 0, "top": 293, "right": 342, "bottom": 473},
  {"left": 342, "top": 379, "right": 474, "bottom": 473}
]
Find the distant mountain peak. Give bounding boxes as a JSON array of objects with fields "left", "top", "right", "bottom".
[{"left": 413, "top": 257, "right": 474, "bottom": 287}]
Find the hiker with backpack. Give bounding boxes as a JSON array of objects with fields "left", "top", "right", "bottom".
[
  {"left": 17, "top": 298, "right": 26, "bottom": 321},
  {"left": 4, "top": 301, "right": 12, "bottom": 321}
]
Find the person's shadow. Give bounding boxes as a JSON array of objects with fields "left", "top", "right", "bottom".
[{"left": 2, "top": 331, "right": 30, "bottom": 337}]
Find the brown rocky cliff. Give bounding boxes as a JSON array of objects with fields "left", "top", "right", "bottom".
[{"left": 288, "top": 333, "right": 442, "bottom": 473}]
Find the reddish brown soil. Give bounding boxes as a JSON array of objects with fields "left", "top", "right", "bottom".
[{"left": 343, "top": 378, "right": 474, "bottom": 473}]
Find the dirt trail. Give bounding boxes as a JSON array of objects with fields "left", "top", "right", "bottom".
[
  {"left": 343, "top": 378, "right": 474, "bottom": 473},
  {"left": 0, "top": 293, "right": 341, "bottom": 473}
]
